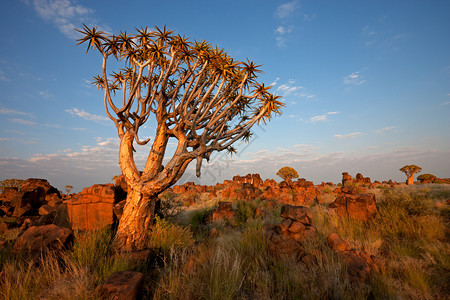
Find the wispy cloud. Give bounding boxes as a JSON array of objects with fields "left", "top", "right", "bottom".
[
  {"left": 277, "top": 81, "right": 303, "bottom": 96},
  {"left": 275, "top": 1, "right": 299, "bottom": 19},
  {"left": 276, "top": 79, "right": 315, "bottom": 99},
  {"left": 362, "top": 17, "right": 406, "bottom": 49},
  {"left": 66, "top": 108, "right": 109, "bottom": 122},
  {"left": 9, "top": 118, "right": 38, "bottom": 126},
  {"left": 441, "top": 101, "right": 450, "bottom": 105},
  {"left": 0, "top": 70, "right": 10, "bottom": 82},
  {"left": 374, "top": 126, "right": 397, "bottom": 134},
  {"left": 310, "top": 111, "right": 339, "bottom": 123},
  {"left": 39, "top": 90, "right": 53, "bottom": 99},
  {"left": 23, "top": 0, "right": 101, "bottom": 39},
  {"left": 274, "top": 1, "right": 299, "bottom": 47},
  {"left": 274, "top": 25, "right": 294, "bottom": 47},
  {"left": 343, "top": 71, "right": 366, "bottom": 85},
  {"left": 334, "top": 132, "right": 362, "bottom": 139},
  {"left": 0, "top": 108, "right": 32, "bottom": 116},
  {"left": 270, "top": 77, "right": 280, "bottom": 87}
]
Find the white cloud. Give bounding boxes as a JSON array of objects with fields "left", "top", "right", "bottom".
[
  {"left": 334, "top": 132, "right": 362, "bottom": 139},
  {"left": 24, "top": 0, "right": 99, "bottom": 39},
  {"left": 66, "top": 108, "right": 109, "bottom": 122},
  {"left": 442, "top": 101, "right": 450, "bottom": 105},
  {"left": 275, "top": 79, "right": 315, "bottom": 99},
  {"left": 374, "top": 126, "right": 397, "bottom": 134},
  {"left": 277, "top": 83, "right": 302, "bottom": 95},
  {"left": 343, "top": 71, "right": 366, "bottom": 85},
  {"left": 310, "top": 111, "right": 339, "bottom": 123},
  {"left": 270, "top": 77, "right": 280, "bottom": 87},
  {"left": 274, "top": 25, "right": 294, "bottom": 47},
  {"left": 274, "top": 1, "right": 298, "bottom": 47},
  {"left": 310, "top": 115, "right": 327, "bottom": 122},
  {"left": 9, "top": 118, "right": 37, "bottom": 126},
  {"left": 276, "top": 1, "right": 299, "bottom": 19},
  {"left": 0, "top": 108, "right": 32, "bottom": 116}
]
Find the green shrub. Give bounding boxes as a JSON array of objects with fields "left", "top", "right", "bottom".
[
  {"left": 149, "top": 216, "right": 194, "bottom": 254},
  {"left": 235, "top": 200, "right": 257, "bottom": 225}
]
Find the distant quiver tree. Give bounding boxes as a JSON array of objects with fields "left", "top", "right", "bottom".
[
  {"left": 76, "top": 25, "right": 284, "bottom": 251},
  {"left": 64, "top": 185, "right": 73, "bottom": 195},
  {"left": 399, "top": 165, "right": 422, "bottom": 185},
  {"left": 417, "top": 173, "right": 437, "bottom": 183},
  {"left": 277, "top": 166, "right": 299, "bottom": 187}
]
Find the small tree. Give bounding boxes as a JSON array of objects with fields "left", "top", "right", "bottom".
[
  {"left": 399, "top": 165, "right": 422, "bottom": 185},
  {"left": 76, "top": 25, "right": 283, "bottom": 251},
  {"left": 64, "top": 185, "right": 73, "bottom": 195},
  {"left": 417, "top": 173, "right": 437, "bottom": 184},
  {"left": 277, "top": 167, "right": 299, "bottom": 187}
]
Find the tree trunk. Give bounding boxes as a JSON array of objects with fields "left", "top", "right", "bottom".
[
  {"left": 406, "top": 175, "right": 414, "bottom": 185},
  {"left": 113, "top": 186, "right": 160, "bottom": 252}
]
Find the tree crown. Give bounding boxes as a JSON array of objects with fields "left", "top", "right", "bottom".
[
  {"left": 76, "top": 25, "right": 283, "bottom": 189},
  {"left": 417, "top": 173, "right": 437, "bottom": 182},
  {"left": 399, "top": 165, "right": 422, "bottom": 176},
  {"left": 276, "top": 166, "right": 299, "bottom": 181}
]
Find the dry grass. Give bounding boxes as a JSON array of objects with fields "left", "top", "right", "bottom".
[{"left": 0, "top": 183, "right": 449, "bottom": 299}]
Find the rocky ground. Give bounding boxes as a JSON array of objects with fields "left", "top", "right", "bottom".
[{"left": 0, "top": 173, "right": 449, "bottom": 299}]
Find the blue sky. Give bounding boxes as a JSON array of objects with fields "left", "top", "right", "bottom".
[{"left": 1, "top": 0, "right": 449, "bottom": 192}]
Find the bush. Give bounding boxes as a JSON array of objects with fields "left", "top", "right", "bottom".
[
  {"left": 235, "top": 200, "right": 258, "bottom": 225},
  {"left": 417, "top": 173, "right": 437, "bottom": 183},
  {"left": 149, "top": 216, "right": 194, "bottom": 254}
]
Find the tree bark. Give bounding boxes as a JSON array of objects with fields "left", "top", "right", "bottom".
[
  {"left": 406, "top": 175, "right": 414, "bottom": 185},
  {"left": 113, "top": 185, "right": 160, "bottom": 251}
]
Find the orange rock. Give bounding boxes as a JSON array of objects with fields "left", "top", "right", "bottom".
[
  {"left": 204, "top": 201, "right": 236, "bottom": 224},
  {"left": 13, "top": 224, "right": 73, "bottom": 253},
  {"left": 329, "top": 193, "right": 377, "bottom": 222},
  {"left": 326, "top": 233, "right": 351, "bottom": 252},
  {"left": 65, "top": 184, "right": 117, "bottom": 230}
]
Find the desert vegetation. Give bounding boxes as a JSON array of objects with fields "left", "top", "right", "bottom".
[
  {"left": 0, "top": 174, "right": 449, "bottom": 299},
  {"left": 400, "top": 165, "right": 422, "bottom": 185}
]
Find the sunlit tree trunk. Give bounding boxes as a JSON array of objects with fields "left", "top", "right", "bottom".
[
  {"left": 113, "top": 186, "right": 159, "bottom": 251},
  {"left": 406, "top": 175, "right": 415, "bottom": 185}
]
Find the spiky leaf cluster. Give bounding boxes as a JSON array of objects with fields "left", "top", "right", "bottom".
[{"left": 76, "top": 25, "right": 284, "bottom": 179}]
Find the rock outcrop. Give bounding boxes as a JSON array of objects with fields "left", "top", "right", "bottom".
[
  {"left": 95, "top": 271, "right": 143, "bottom": 300},
  {"left": 204, "top": 201, "right": 236, "bottom": 224},
  {"left": 329, "top": 188, "right": 377, "bottom": 221},
  {"left": 326, "top": 233, "right": 383, "bottom": 283},
  {"left": 266, "top": 205, "right": 317, "bottom": 259},
  {"left": 64, "top": 184, "right": 117, "bottom": 230},
  {"left": 13, "top": 224, "right": 74, "bottom": 253}
]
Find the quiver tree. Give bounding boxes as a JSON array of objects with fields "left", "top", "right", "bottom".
[
  {"left": 276, "top": 166, "right": 299, "bottom": 187},
  {"left": 417, "top": 173, "right": 437, "bottom": 184},
  {"left": 399, "top": 165, "right": 422, "bottom": 185},
  {"left": 76, "top": 25, "right": 284, "bottom": 251},
  {"left": 64, "top": 185, "right": 73, "bottom": 195}
]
